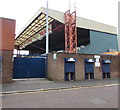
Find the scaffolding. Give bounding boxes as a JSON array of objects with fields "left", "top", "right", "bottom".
[{"left": 65, "top": 9, "right": 77, "bottom": 53}]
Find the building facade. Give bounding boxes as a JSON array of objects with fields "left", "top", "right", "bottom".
[
  {"left": 15, "top": 7, "right": 118, "bottom": 55},
  {"left": 78, "top": 30, "right": 118, "bottom": 54},
  {"left": 47, "top": 53, "right": 119, "bottom": 81}
]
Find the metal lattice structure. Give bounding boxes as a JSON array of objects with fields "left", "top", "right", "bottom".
[
  {"left": 65, "top": 10, "right": 70, "bottom": 53},
  {"left": 70, "top": 11, "right": 77, "bottom": 53},
  {"left": 15, "top": 7, "right": 116, "bottom": 53},
  {"left": 65, "top": 10, "right": 77, "bottom": 53},
  {"left": 15, "top": 13, "right": 53, "bottom": 49}
]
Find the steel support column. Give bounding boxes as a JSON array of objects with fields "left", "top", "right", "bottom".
[
  {"left": 69, "top": 11, "right": 77, "bottom": 53},
  {"left": 65, "top": 10, "right": 70, "bottom": 53},
  {"left": 64, "top": 10, "right": 77, "bottom": 53}
]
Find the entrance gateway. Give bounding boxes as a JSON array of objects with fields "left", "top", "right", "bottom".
[
  {"left": 13, "top": 56, "right": 46, "bottom": 79},
  {"left": 84, "top": 59, "right": 94, "bottom": 80},
  {"left": 64, "top": 58, "right": 76, "bottom": 81},
  {"left": 102, "top": 60, "right": 111, "bottom": 79}
]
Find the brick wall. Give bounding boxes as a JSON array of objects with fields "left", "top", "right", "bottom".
[
  {"left": 0, "top": 18, "right": 15, "bottom": 50},
  {"left": 118, "top": 56, "right": 120, "bottom": 77},
  {"left": 0, "top": 18, "right": 15, "bottom": 84},
  {"left": 1, "top": 50, "right": 13, "bottom": 83},
  {"left": 47, "top": 53, "right": 119, "bottom": 81}
]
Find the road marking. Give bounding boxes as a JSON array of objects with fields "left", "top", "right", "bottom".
[
  {"left": 1, "top": 83, "right": 119, "bottom": 97},
  {"left": 1, "top": 88, "right": 80, "bottom": 96}
]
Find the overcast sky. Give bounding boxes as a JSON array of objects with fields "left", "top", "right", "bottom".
[{"left": 0, "top": 0, "right": 119, "bottom": 35}]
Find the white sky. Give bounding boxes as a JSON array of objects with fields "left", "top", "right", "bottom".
[{"left": 0, "top": 0, "right": 119, "bottom": 35}]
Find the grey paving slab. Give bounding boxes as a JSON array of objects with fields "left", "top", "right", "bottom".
[{"left": 2, "top": 78, "right": 118, "bottom": 93}]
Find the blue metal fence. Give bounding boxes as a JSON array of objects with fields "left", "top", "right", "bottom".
[{"left": 13, "top": 57, "right": 46, "bottom": 79}]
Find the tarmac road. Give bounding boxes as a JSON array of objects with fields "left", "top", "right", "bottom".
[{"left": 2, "top": 84, "right": 118, "bottom": 108}]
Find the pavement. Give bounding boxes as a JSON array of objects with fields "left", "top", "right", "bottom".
[{"left": 2, "top": 77, "right": 119, "bottom": 94}]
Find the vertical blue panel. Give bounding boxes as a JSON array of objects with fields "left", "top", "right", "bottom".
[
  {"left": 102, "top": 63, "right": 110, "bottom": 73},
  {"left": 64, "top": 62, "right": 75, "bottom": 81},
  {"left": 85, "top": 62, "right": 94, "bottom": 73},
  {"left": 13, "top": 57, "right": 29, "bottom": 78},
  {"left": 28, "top": 58, "right": 46, "bottom": 78},
  {"left": 13, "top": 57, "right": 46, "bottom": 79},
  {"left": 65, "top": 62, "right": 75, "bottom": 72}
]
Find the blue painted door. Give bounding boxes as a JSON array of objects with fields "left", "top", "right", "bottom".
[
  {"left": 13, "top": 57, "right": 46, "bottom": 79},
  {"left": 64, "top": 62, "right": 75, "bottom": 81},
  {"left": 65, "top": 62, "right": 75, "bottom": 73},
  {"left": 102, "top": 63, "right": 110, "bottom": 73},
  {"left": 85, "top": 62, "right": 94, "bottom": 73}
]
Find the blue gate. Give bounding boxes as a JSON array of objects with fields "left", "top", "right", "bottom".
[
  {"left": 102, "top": 60, "right": 111, "bottom": 79},
  {"left": 102, "top": 60, "right": 111, "bottom": 73},
  {"left": 65, "top": 62, "right": 75, "bottom": 73},
  {"left": 84, "top": 59, "right": 94, "bottom": 80},
  {"left": 84, "top": 59, "right": 94, "bottom": 73},
  {"left": 64, "top": 58, "right": 76, "bottom": 81},
  {"left": 13, "top": 57, "right": 46, "bottom": 79}
]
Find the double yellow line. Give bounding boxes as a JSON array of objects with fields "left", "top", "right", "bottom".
[{"left": 1, "top": 84, "right": 118, "bottom": 97}]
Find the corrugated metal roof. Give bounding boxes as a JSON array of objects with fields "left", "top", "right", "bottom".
[
  {"left": 15, "top": 7, "right": 117, "bottom": 48},
  {"left": 15, "top": 12, "right": 53, "bottom": 47}
]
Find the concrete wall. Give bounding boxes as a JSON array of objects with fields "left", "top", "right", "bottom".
[
  {"left": 78, "top": 31, "right": 118, "bottom": 54},
  {"left": 47, "top": 53, "right": 119, "bottom": 81},
  {"left": 0, "top": 18, "right": 15, "bottom": 84}
]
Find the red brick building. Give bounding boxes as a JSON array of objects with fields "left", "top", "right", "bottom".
[
  {"left": 47, "top": 53, "right": 119, "bottom": 81},
  {"left": 0, "top": 17, "right": 16, "bottom": 84}
]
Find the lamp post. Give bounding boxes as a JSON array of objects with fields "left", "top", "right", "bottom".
[{"left": 46, "top": 0, "right": 49, "bottom": 54}]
